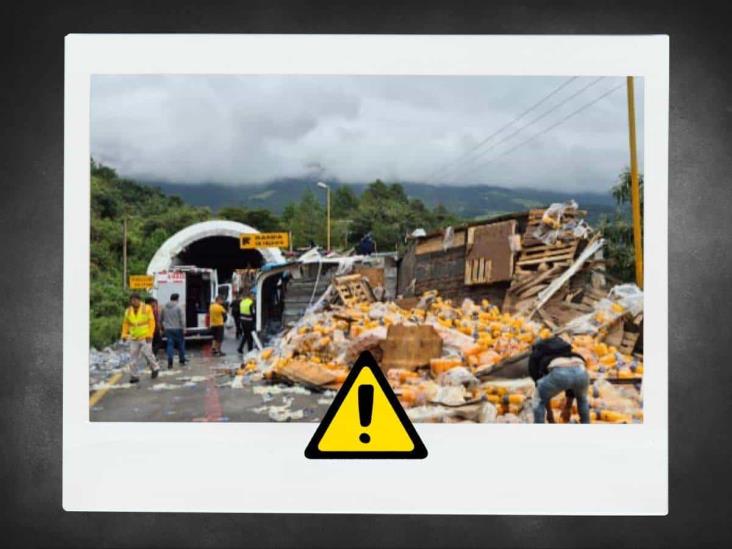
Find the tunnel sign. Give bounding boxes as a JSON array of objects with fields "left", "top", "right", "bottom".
[
  {"left": 240, "top": 232, "right": 289, "bottom": 249},
  {"left": 128, "top": 275, "right": 154, "bottom": 289},
  {"left": 304, "top": 351, "right": 428, "bottom": 459}
]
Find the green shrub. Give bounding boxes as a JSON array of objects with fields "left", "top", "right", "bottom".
[{"left": 90, "top": 316, "right": 122, "bottom": 349}]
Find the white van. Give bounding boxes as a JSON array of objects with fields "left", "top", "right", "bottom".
[{"left": 152, "top": 266, "right": 221, "bottom": 339}]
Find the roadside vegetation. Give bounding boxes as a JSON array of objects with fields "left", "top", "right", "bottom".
[
  {"left": 598, "top": 168, "right": 644, "bottom": 282},
  {"left": 90, "top": 159, "right": 638, "bottom": 348}
]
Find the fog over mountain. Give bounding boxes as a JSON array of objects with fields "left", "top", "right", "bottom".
[{"left": 91, "top": 74, "right": 643, "bottom": 193}]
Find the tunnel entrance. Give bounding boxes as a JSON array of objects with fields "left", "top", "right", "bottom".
[{"left": 176, "top": 236, "right": 264, "bottom": 282}]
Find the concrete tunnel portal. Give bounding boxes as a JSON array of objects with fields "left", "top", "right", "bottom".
[{"left": 146, "top": 220, "right": 286, "bottom": 283}]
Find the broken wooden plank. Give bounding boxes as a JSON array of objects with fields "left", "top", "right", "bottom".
[
  {"left": 508, "top": 264, "right": 563, "bottom": 294},
  {"left": 528, "top": 237, "right": 605, "bottom": 317},
  {"left": 536, "top": 307, "right": 558, "bottom": 330},
  {"left": 516, "top": 252, "right": 577, "bottom": 267}
]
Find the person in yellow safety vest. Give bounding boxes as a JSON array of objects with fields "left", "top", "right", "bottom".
[
  {"left": 209, "top": 295, "right": 227, "bottom": 356},
  {"left": 121, "top": 293, "right": 161, "bottom": 383},
  {"left": 237, "top": 291, "right": 256, "bottom": 354}
]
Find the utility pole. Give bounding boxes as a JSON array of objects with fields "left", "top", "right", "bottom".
[
  {"left": 626, "top": 76, "right": 644, "bottom": 288},
  {"left": 317, "top": 181, "right": 331, "bottom": 251},
  {"left": 122, "top": 216, "right": 128, "bottom": 289}
]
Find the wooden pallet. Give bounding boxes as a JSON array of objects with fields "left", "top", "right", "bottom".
[
  {"left": 333, "top": 274, "right": 375, "bottom": 306},
  {"left": 464, "top": 220, "right": 516, "bottom": 285},
  {"left": 464, "top": 257, "right": 493, "bottom": 285},
  {"left": 515, "top": 241, "right": 578, "bottom": 268}
]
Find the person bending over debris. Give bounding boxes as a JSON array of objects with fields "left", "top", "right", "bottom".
[
  {"left": 160, "top": 292, "right": 187, "bottom": 369},
  {"left": 209, "top": 295, "right": 227, "bottom": 356},
  {"left": 120, "top": 293, "right": 160, "bottom": 383},
  {"left": 237, "top": 291, "right": 256, "bottom": 355},
  {"left": 529, "top": 335, "right": 590, "bottom": 424}
]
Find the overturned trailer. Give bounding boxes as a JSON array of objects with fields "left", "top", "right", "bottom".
[
  {"left": 236, "top": 201, "right": 645, "bottom": 424},
  {"left": 397, "top": 205, "right": 614, "bottom": 330},
  {"left": 397, "top": 211, "right": 530, "bottom": 305}
]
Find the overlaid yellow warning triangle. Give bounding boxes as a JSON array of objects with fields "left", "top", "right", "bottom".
[{"left": 304, "top": 351, "right": 428, "bottom": 459}]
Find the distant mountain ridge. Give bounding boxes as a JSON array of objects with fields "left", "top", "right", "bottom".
[{"left": 148, "top": 178, "right": 617, "bottom": 222}]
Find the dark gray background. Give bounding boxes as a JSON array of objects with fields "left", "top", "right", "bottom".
[{"left": 2, "top": 1, "right": 730, "bottom": 547}]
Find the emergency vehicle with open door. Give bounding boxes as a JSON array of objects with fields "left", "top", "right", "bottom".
[{"left": 151, "top": 266, "right": 221, "bottom": 339}]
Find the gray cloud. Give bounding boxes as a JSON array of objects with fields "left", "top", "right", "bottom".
[{"left": 91, "top": 74, "right": 643, "bottom": 192}]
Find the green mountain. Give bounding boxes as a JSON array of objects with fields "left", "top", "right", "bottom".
[{"left": 150, "top": 179, "right": 616, "bottom": 224}]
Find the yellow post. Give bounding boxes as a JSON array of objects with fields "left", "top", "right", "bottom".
[{"left": 626, "top": 76, "right": 643, "bottom": 288}]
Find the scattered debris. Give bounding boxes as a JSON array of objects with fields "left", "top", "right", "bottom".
[
  {"left": 149, "top": 383, "right": 186, "bottom": 391},
  {"left": 252, "top": 384, "right": 313, "bottom": 397},
  {"left": 238, "top": 200, "right": 644, "bottom": 424},
  {"left": 89, "top": 199, "right": 644, "bottom": 425},
  {"left": 90, "top": 381, "right": 136, "bottom": 391},
  {"left": 252, "top": 396, "right": 306, "bottom": 422}
]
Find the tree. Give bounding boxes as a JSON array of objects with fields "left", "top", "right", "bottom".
[
  {"left": 599, "top": 168, "right": 644, "bottom": 282},
  {"left": 331, "top": 185, "right": 359, "bottom": 218},
  {"left": 89, "top": 159, "right": 213, "bottom": 347},
  {"left": 280, "top": 190, "right": 326, "bottom": 247},
  {"left": 218, "top": 206, "right": 281, "bottom": 232},
  {"left": 350, "top": 180, "right": 459, "bottom": 253}
]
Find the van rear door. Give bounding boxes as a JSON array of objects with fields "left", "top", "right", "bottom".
[{"left": 185, "top": 270, "right": 213, "bottom": 330}]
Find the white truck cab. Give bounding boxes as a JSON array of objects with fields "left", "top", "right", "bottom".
[{"left": 152, "top": 266, "right": 221, "bottom": 339}]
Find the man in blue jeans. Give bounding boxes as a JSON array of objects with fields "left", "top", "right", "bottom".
[
  {"left": 160, "top": 293, "right": 187, "bottom": 369},
  {"left": 529, "top": 336, "right": 590, "bottom": 424}
]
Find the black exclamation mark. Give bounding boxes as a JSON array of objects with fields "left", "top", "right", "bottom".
[{"left": 358, "top": 385, "right": 374, "bottom": 444}]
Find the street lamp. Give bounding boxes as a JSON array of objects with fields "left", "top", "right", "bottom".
[{"left": 316, "top": 181, "right": 331, "bottom": 251}]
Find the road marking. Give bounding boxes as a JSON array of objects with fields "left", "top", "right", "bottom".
[{"left": 89, "top": 371, "right": 124, "bottom": 408}]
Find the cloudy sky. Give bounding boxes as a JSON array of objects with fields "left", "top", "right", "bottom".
[{"left": 91, "top": 74, "right": 643, "bottom": 192}]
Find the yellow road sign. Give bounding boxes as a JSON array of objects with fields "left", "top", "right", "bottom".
[
  {"left": 128, "top": 275, "right": 154, "bottom": 289},
  {"left": 239, "top": 232, "right": 289, "bottom": 249},
  {"left": 304, "top": 351, "right": 428, "bottom": 459}
]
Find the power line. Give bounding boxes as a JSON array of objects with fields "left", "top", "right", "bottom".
[
  {"left": 457, "top": 82, "right": 626, "bottom": 181},
  {"left": 424, "top": 76, "right": 578, "bottom": 182},
  {"left": 444, "top": 76, "right": 605, "bottom": 183}
]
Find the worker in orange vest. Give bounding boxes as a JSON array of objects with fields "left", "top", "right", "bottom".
[{"left": 121, "top": 293, "right": 161, "bottom": 383}]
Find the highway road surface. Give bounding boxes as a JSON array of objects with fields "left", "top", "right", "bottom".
[{"left": 89, "top": 327, "right": 332, "bottom": 422}]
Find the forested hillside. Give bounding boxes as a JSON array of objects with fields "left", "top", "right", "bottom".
[
  {"left": 89, "top": 161, "right": 461, "bottom": 347},
  {"left": 90, "top": 161, "right": 212, "bottom": 347},
  {"left": 90, "top": 159, "right": 640, "bottom": 348},
  {"left": 154, "top": 179, "right": 616, "bottom": 222}
]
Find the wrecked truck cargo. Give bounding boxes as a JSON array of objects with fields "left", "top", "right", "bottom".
[
  {"left": 251, "top": 251, "right": 399, "bottom": 336},
  {"left": 232, "top": 201, "right": 643, "bottom": 424}
]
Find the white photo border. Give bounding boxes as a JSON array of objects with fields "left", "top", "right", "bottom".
[{"left": 64, "top": 34, "right": 668, "bottom": 514}]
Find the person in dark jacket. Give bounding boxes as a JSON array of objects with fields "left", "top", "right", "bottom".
[
  {"left": 145, "top": 297, "right": 164, "bottom": 355},
  {"left": 159, "top": 293, "right": 187, "bottom": 368},
  {"left": 231, "top": 294, "right": 242, "bottom": 339},
  {"left": 356, "top": 233, "right": 376, "bottom": 255},
  {"left": 529, "top": 336, "right": 590, "bottom": 424}
]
